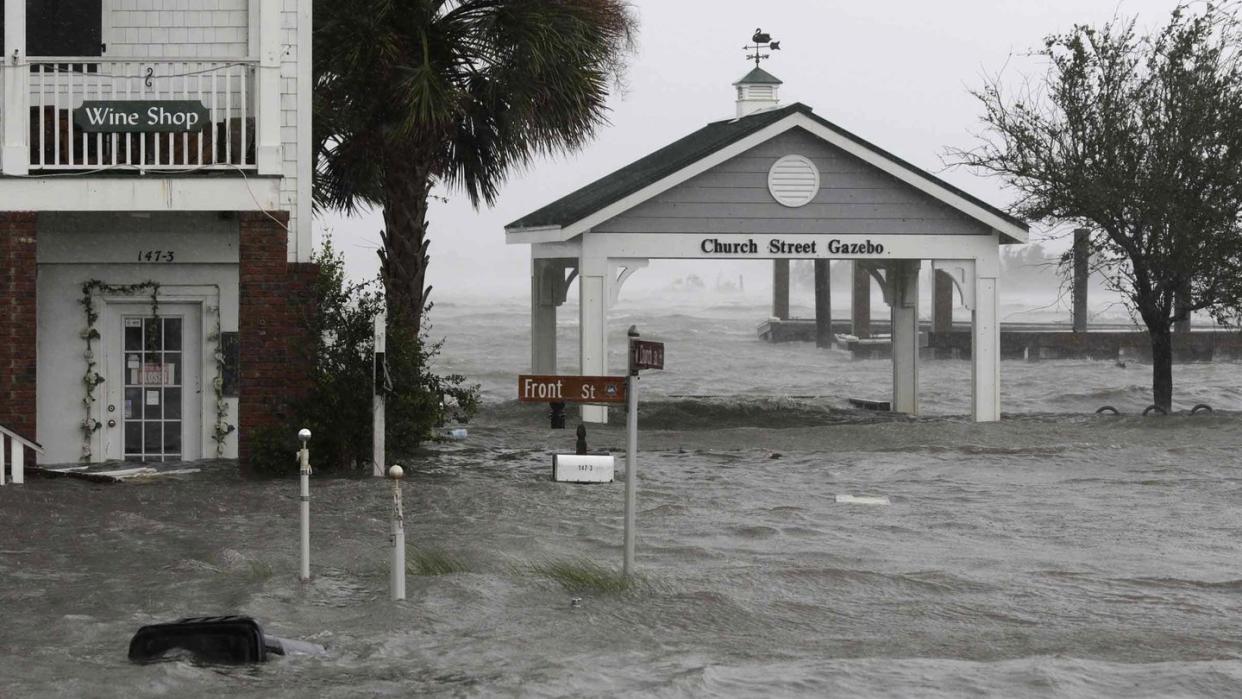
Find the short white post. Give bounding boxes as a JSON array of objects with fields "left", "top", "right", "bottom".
[
  {"left": 623, "top": 327, "right": 639, "bottom": 579},
  {"left": 0, "top": 435, "right": 6, "bottom": 486},
  {"left": 10, "top": 439, "right": 23, "bottom": 485},
  {"left": 298, "top": 428, "right": 312, "bottom": 582},
  {"left": 373, "top": 312, "right": 387, "bottom": 477},
  {"left": 389, "top": 464, "right": 406, "bottom": 601}
]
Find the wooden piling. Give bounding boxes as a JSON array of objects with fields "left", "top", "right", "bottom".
[
  {"left": 773, "top": 259, "right": 790, "bottom": 320},
  {"left": 814, "top": 259, "right": 831, "bottom": 348},
  {"left": 1073, "top": 228, "right": 1089, "bottom": 333},
  {"left": 933, "top": 270, "right": 953, "bottom": 335},
  {"left": 852, "top": 262, "right": 870, "bottom": 338}
]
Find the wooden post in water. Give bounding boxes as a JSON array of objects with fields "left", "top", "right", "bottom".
[
  {"left": 1073, "top": 229, "right": 1089, "bottom": 333},
  {"left": 933, "top": 270, "right": 954, "bottom": 335},
  {"left": 772, "top": 259, "right": 790, "bottom": 320},
  {"left": 852, "top": 262, "right": 871, "bottom": 338},
  {"left": 814, "top": 259, "right": 832, "bottom": 348}
]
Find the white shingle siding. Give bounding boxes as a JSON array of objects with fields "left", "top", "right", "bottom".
[
  {"left": 280, "top": 4, "right": 303, "bottom": 260},
  {"left": 107, "top": 0, "right": 250, "bottom": 59}
]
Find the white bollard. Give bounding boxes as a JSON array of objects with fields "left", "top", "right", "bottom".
[
  {"left": 298, "top": 428, "right": 312, "bottom": 582},
  {"left": 0, "top": 434, "right": 6, "bottom": 486},
  {"left": 389, "top": 464, "right": 406, "bottom": 601}
]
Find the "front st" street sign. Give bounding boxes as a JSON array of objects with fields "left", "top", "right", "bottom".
[{"left": 517, "top": 375, "right": 627, "bottom": 404}]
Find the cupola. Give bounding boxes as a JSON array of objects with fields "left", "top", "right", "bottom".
[{"left": 733, "top": 66, "right": 783, "bottom": 117}]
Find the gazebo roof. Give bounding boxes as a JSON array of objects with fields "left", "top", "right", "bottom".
[{"left": 507, "top": 102, "right": 1029, "bottom": 243}]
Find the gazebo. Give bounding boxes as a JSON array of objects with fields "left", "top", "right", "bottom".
[{"left": 505, "top": 66, "right": 1028, "bottom": 423}]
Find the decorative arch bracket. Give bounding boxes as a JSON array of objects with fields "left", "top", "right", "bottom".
[
  {"left": 862, "top": 263, "right": 892, "bottom": 306},
  {"left": 609, "top": 258, "right": 649, "bottom": 305},
  {"left": 932, "top": 259, "right": 976, "bottom": 311}
]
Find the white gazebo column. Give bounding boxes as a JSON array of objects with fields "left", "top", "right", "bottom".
[
  {"left": 578, "top": 255, "right": 609, "bottom": 423},
  {"left": 3, "top": 0, "right": 29, "bottom": 175},
  {"left": 890, "top": 260, "right": 921, "bottom": 415},
  {"left": 972, "top": 274, "right": 1001, "bottom": 421}
]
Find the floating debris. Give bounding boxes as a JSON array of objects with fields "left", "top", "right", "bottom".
[{"left": 835, "top": 494, "right": 891, "bottom": 506}]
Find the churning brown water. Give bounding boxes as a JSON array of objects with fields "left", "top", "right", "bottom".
[{"left": 3, "top": 299, "right": 1242, "bottom": 697}]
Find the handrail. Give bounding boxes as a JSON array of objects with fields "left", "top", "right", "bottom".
[{"left": 0, "top": 423, "right": 44, "bottom": 454}]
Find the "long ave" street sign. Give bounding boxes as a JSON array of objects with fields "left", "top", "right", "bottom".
[{"left": 518, "top": 375, "right": 627, "bottom": 404}]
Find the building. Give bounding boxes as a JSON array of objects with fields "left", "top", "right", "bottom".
[
  {"left": 506, "top": 65, "right": 1028, "bottom": 422},
  {"left": 0, "top": 1, "right": 314, "bottom": 465}
]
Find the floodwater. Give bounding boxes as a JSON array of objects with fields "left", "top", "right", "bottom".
[{"left": 4, "top": 297, "right": 1242, "bottom": 697}]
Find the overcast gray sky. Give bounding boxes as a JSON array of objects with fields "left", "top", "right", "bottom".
[{"left": 317, "top": 0, "right": 1186, "bottom": 302}]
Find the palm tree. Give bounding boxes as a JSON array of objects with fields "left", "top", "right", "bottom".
[{"left": 314, "top": 0, "right": 636, "bottom": 335}]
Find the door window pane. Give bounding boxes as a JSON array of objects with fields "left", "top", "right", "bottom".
[
  {"left": 163, "top": 318, "right": 182, "bottom": 351},
  {"left": 143, "top": 389, "right": 162, "bottom": 420},
  {"left": 143, "top": 423, "right": 161, "bottom": 453},
  {"left": 125, "top": 324, "right": 142, "bottom": 351},
  {"left": 163, "top": 353, "right": 180, "bottom": 386},
  {"left": 124, "top": 387, "right": 140, "bottom": 419},
  {"left": 144, "top": 318, "right": 161, "bottom": 352},
  {"left": 164, "top": 388, "right": 182, "bottom": 420},
  {"left": 163, "top": 424, "right": 182, "bottom": 454},
  {"left": 125, "top": 422, "right": 141, "bottom": 452}
]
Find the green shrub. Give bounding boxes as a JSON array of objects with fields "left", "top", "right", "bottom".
[{"left": 249, "top": 238, "right": 479, "bottom": 474}]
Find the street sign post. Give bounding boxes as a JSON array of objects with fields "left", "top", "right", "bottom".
[
  {"left": 623, "top": 328, "right": 665, "bottom": 579},
  {"left": 518, "top": 328, "right": 662, "bottom": 581}
]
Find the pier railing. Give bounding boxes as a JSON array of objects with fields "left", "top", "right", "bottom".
[{"left": 20, "top": 59, "right": 257, "bottom": 171}]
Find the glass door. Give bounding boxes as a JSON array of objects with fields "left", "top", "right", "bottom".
[{"left": 122, "top": 315, "right": 184, "bottom": 462}]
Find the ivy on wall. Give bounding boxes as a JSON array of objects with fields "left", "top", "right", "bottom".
[
  {"left": 206, "top": 304, "right": 235, "bottom": 457},
  {"left": 79, "top": 280, "right": 160, "bottom": 463}
]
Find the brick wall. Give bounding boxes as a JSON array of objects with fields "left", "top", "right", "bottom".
[
  {"left": 238, "top": 210, "right": 316, "bottom": 468},
  {"left": 0, "top": 213, "right": 38, "bottom": 444}
]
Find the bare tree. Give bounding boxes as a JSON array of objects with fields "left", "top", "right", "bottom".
[{"left": 952, "top": 4, "right": 1242, "bottom": 410}]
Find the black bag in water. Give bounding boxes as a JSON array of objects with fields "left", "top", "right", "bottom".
[{"left": 128, "top": 615, "right": 267, "bottom": 664}]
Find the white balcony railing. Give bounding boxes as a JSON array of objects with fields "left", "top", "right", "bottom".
[{"left": 25, "top": 59, "right": 257, "bottom": 171}]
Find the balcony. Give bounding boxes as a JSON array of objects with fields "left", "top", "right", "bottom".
[
  {"left": 0, "top": 1, "right": 289, "bottom": 212},
  {"left": 24, "top": 59, "right": 258, "bottom": 171}
]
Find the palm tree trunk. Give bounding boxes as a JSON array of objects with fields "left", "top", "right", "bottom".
[
  {"left": 379, "top": 157, "right": 433, "bottom": 335},
  {"left": 1149, "top": 323, "right": 1174, "bottom": 411}
]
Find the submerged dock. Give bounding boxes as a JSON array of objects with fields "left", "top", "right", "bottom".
[{"left": 757, "top": 318, "right": 1242, "bottom": 361}]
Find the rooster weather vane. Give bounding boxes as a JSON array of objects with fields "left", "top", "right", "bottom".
[{"left": 744, "top": 28, "right": 780, "bottom": 67}]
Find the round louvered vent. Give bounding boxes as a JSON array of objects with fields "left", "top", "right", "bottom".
[{"left": 767, "top": 155, "right": 819, "bottom": 208}]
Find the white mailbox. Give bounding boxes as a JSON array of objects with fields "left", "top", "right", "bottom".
[{"left": 552, "top": 454, "right": 615, "bottom": 483}]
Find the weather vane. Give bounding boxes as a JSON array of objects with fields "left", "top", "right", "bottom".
[{"left": 744, "top": 28, "right": 780, "bottom": 67}]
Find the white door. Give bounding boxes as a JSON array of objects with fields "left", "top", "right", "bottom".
[{"left": 103, "top": 303, "right": 203, "bottom": 462}]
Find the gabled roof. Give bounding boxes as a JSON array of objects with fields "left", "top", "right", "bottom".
[
  {"left": 734, "top": 67, "right": 783, "bottom": 85},
  {"left": 506, "top": 102, "right": 1029, "bottom": 243}
]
